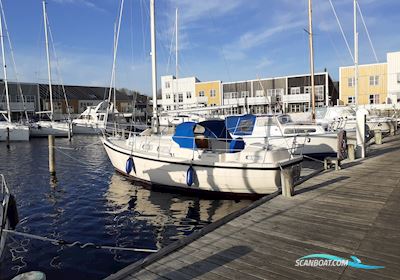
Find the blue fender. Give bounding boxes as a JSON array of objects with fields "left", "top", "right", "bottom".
[
  {"left": 125, "top": 157, "right": 135, "bottom": 174},
  {"left": 186, "top": 166, "right": 195, "bottom": 186}
]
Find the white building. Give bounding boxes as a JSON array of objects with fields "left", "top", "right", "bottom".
[
  {"left": 387, "top": 51, "right": 400, "bottom": 104},
  {"left": 160, "top": 75, "right": 199, "bottom": 111}
]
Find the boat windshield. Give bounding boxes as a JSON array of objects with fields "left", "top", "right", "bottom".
[{"left": 277, "top": 115, "right": 292, "bottom": 124}]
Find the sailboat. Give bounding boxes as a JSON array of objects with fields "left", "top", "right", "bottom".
[
  {"left": 29, "top": 0, "right": 70, "bottom": 138},
  {"left": 102, "top": 0, "right": 303, "bottom": 196},
  {"left": 0, "top": 1, "right": 29, "bottom": 142}
]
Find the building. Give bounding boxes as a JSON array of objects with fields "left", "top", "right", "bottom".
[
  {"left": 285, "top": 72, "right": 338, "bottom": 112},
  {"left": 221, "top": 72, "right": 337, "bottom": 114},
  {"left": 0, "top": 81, "right": 148, "bottom": 120},
  {"left": 160, "top": 75, "right": 199, "bottom": 111},
  {"left": 339, "top": 63, "right": 387, "bottom": 105},
  {"left": 387, "top": 51, "right": 400, "bottom": 103},
  {"left": 195, "top": 80, "right": 222, "bottom": 107}
]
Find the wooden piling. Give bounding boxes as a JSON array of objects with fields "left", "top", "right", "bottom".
[
  {"left": 347, "top": 144, "right": 355, "bottom": 161},
  {"left": 67, "top": 122, "right": 72, "bottom": 141},
  {"left": 48, "top": 135, "right": 56, "bottom": 175},
  {"left": 280, "top": 168, "right": 294, "bottom": 198},
  {"left": 374, "top": 129, "right": 382, "bottom": 145},
  {"left": 6, "top": 127, "right": 10, "bottom": 149}
]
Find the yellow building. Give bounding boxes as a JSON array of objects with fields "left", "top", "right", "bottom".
[
  {"left": 339, "top": 63, "right": 387, "bottom": 105},
  {"left": 195, "top": 80, "right": 222, "bottom": 107}
]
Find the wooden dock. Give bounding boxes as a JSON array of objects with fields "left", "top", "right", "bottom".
[{"left": 106, "top": 134, "right": 400, "bottom": 280}]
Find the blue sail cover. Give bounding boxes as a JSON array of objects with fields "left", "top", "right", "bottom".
[
  {"left": 172, "top": 120, "right": 232, "bottom": 149},
  {"left": 226, "top": 114, "right": 256, "bottom": 136}
]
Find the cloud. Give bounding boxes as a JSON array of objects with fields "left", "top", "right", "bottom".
[{"left": 50, "top": 0, "right": 106, "bottom": 12}]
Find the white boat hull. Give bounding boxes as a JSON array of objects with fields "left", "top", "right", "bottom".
[
  {"left": 0, "top": 123, "right": 30, "bottom": 141},
  {"left": 29, "top": 121, "right": 70, "bottom": 137},
  {"left": 102, "top": 137, "right": 302, "bottom": 195},
  {"left": 72, "top": 123, "right": 103, "bottom": 135}
]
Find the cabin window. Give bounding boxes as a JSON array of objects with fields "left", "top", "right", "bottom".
[{"left": 369, "top": 75, "right": 379, "bottom": 86}]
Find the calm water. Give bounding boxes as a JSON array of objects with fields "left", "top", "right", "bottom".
[{"left": 0, "top": 136, "right": 252, "bottom": 280}]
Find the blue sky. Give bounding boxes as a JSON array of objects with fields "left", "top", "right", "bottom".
[{"left": 1, "top": 0, "right": 399, "bottom": 95}]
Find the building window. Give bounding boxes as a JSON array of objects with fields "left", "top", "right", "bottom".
[
  {"left": 224, "top": 92, "right": 231, "bottom": 99},
  {"left": 166, "top": 94, "right": 170, "bottom": 99},
  {"left": 186, "top": 91, "right": 192, "bottom": 99},
  {"left": 369, "top": 94, "right": 379, "bottom": 104},
  {"left": 348, "top": 96, "right": 355, "bottom": 104},
  {"left": 348, "top": 77, "right": 354, "bottom": 87},
  {"left": 199, "top": 90, "right": 205, "bottom": 97},
  {"left": 166, "top": 105, "right": 171, "bottom": 110},
  {"left": 210, "top": 89, "right": 216, "bottom": 97},
  {"left": 165, "top": 81, "right": 170, "bottom": 89},
  {"left": 231, "top": 92, "right": 238, "bottom": 98},
  {"left": 178, "top": 93, "right": 183, "bottom": 103},
  {"left": 397, "top": 73, "right": 400, "bottom": 84},
  {"left": 316, "top": 86, "right": 324, "bottom": 101},
  {"left": 255, "top": 90, "right": 264, "bottom": 97},
  {"left": 290, "top": 87, "right": 300, "bottom": 95},
  {"left": 369, "top": 75, "right": 379, "bottom": 86},
  {"left": 240, "top": 91, "right": 249, "bottom": 98},
  {"left": 23, "top": 96, "right": 35, "bottom": 103}
]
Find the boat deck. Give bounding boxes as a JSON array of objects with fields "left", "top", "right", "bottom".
[{"left": 106, "top": 134, "right": 400, "bottom": 280}]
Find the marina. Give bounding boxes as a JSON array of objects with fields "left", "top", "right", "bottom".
[
  {"left": 106, "top": 133, "right": 400, "bottom": 280},
  {"left": 1, "top": 0, "right": 400, "bottom": 279}
]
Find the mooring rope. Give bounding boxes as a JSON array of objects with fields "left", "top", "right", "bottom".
[{"left": 3, "top": 229, "right": 158, "bottom": 253}]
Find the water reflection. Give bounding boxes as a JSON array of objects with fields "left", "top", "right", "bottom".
[{"left": 0, "top": 137, "right": 252, "bottom": 280}]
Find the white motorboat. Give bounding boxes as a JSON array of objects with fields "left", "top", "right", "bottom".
[
  {"left": 316, "top": 106, "right": 395, "bottom": 133},
  {"left": 102, "top": 0, "right": 302, "bottom": 196},
  {"left": 103, "top": 120, "right": 302, "bottom": 195},
  {"left": 227, "top": 114, "right": 345, "bottom": 158},
  {"left": 72, "top": 101, "right": 128, "bottom": 134}
]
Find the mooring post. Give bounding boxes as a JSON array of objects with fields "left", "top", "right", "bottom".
[
  {"left": 280, "top": 168, "right": 294, "bottom": 198},
  {"left": 374, "top": 129, "right": 382, "bottom": 145},
  {"left": 390, "top": 122, "right": 395, "bottom": 136},
  {"left": 48, "top": 135, "right": 56, "bottom": 175},
  {"left": 6, "top": 127, "right": 10, "bottom": 149},
  {"left": 67, "top": 122, "right": 72, "bottom": 141},
  {"left": 347, "top": 144, "right": 356, "bottom": 161}
]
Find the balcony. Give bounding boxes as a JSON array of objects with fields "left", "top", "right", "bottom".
[
  {"left": 282, "top": 94, "right": 310, "bottom": 103},
  {"left": 0, "top": 102, "right": 35, "bottom": 112},
  {"left": 196, "top": 96, "right": 208, "bottom": 104},
  {"left": 223, "top": 96, "right": 273, "bottom": 106}
]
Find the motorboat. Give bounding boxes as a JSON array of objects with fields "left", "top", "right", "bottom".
[
  {"left": 316, "top": 106, "right": 395, "bottom": 134},
  {"left": 226, "top": 114, "right": 345, "bottom": 158},
  {"left": 72, "top": 101, "right": 128, "bottom": 134},
  {"left": 103, "top": 120, "right": 302, "bottom": 195}
]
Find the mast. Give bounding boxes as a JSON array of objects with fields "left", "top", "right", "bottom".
[
  {"left": 0, "top": 5, "right": 11, "bottom": 123},
  {"left": 150, "top": 0, "right": 159, "bottom": 132},
  {"left": 308, "top": 0, "right": 316, "bottom": 121},
  {"left": 354, "top": 0, "right": 359, "bottom": 106},
  {"left": 42, "top": 0, "right": 54, "bottom": 121}
]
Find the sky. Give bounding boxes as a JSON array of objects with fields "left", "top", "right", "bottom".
[{"left": 1, "top": 0, "right": 399, "bottom": 96}]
